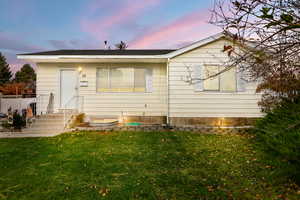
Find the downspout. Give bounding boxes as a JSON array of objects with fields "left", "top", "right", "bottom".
[
  {"left": 166, "top": 58, "right": 170, "bottom": 125},
  {"left": 77, "top": 67, "right": 81, "bottom": 112}
]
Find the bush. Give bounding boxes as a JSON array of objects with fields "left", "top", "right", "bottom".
[
  {"left": 69, "top": 113, "right": 85, "bottom": 128},
  {"left": 255, "top": 97, "right": 300, "bottom": 162},
  {"left": 1, "top": 120, "right": 12, "bottom": 130},
  {"left": 12, "top": 110, "right": 26, "bottom": 130}
]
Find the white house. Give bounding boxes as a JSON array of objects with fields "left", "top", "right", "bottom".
[{"left": 17, "top": 33, "right": 262, "bottom": 126}]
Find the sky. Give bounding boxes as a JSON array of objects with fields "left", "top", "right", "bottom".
[{"left": 0, "top": 0, "right": 221, "bottom": 73}]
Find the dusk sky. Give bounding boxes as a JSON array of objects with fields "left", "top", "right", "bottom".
[{"left": 0, "top": 0, "right": 221, "bottom": 73}]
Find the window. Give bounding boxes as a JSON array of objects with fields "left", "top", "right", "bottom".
[
  {"left": 203, "top": 65, "right": 236, "bottom": 92},
  {"left": 220, "top": 66, "right": 236, "bottom": 92},
  {"left": 97, "top": 67, "right": 151, "bottom": 92},
  {"left": 203, "top": 66, "right": 219, "bottom": 91}
]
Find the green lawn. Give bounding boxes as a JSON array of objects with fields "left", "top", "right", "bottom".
[{"left": 0, "top": 131, "right": 299, "bottom": 200}]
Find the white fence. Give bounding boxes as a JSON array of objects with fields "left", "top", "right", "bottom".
[{"left": 0, "top": 98, "right": 36, "bottom": 114}]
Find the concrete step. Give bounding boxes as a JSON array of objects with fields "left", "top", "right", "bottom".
[
  {"left": 21, "top": 130, "right": 65, "bottom": 134},
  {"left": 33, "top": 119, "right": 64, "bottom": 124},
  {"left": 57, "top": 109, "right": 78, "bottom": 114},
  {"left": 17, "top": 111, "right": 74, "bottom": 135},
  {"left": 37, "top": 117, "right": 64, "bottom": 121},
  {"left": 22, "top": 127, "right": 64, "bottom": 133},
  {"left": 22, "top": 130, "right": 64, "bottom": 134},
  {"left": 26, "top": 125, "right": 64, "bottom": 130},
  {"left": 29, "top": 125, "right": 64, "bottom": 130},
  {"left": 23, "top": 126, "right": 64, "bottom": 131},
  {"left": 37, "top": 114, "right": 64, "bottom": 119},
  {"left": 29, "top": 119, "right": 64, "bottom": 127},
  {"left": 23, "top": 113, "right": 67, "bottom": 134},
  {"left": 32, "top": 122, "right": 64, "bottom": 127},
  {"left": 36, "top": 117, "right": 64, "bottom": 120}
]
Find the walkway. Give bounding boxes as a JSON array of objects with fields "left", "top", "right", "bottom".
[{"left": 0, "top": 131, "right": 64, "bottom": 138}]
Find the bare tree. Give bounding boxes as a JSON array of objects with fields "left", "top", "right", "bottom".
[{"left": 210, "top": 0, "right": 300, "bottom": 111}]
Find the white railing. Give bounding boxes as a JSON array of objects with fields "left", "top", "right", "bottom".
[
  {"left": 36, "top": 93, "right": 54, "bottom": 115},
  {"left": 63, "top": 95, "right": 84, "bottom": 128},
  {"left": 0, "top": 97, "right": 36, "bottom": 114}
]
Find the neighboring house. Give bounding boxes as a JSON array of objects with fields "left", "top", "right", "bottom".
[{"left": 17, "top": 33, "right": 262, "bottom": 126}]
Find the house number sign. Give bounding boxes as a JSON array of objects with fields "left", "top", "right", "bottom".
[{"left": 80, "top": 81, "right": 88, "bottom": 87}]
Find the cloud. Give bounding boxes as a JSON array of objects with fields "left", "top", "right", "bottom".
[
  {"left": 0, "top": 31, "right": 41, "bottom": 73},
  {"left": 80, "top": 0, "right": 163, "bottom": 41},
  {"left": 70, "top": 39, "right": 80, "bottom": 46},
  {"left": 0, "top": 32, "right": 41, "bottom": 73},
  {"left": 48, "top": 40, "right": 71, "bottom": 49},
  {"left": 0, "top": 32, "right": 44, "bottom": 52},
  {"left": 0, "top": 32, "right": 42, "bottom": 73},
  {"left": 48, "top": 38, "right": 104, "bottom": 49},
  {"left": 130, "top": 9, "right": 220, "bottom": 49}
]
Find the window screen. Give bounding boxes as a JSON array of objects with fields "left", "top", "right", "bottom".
[
  {"left": 203, "top": 65, "right": 236, "bottom": 92},
  {"left": 203, "top": 65, "right": 219, "bottom": 91},
  {"left": 97, "top": 67, "right": 151, "bottom": 93}
]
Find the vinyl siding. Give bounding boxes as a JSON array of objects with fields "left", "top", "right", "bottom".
[
  {"left": 168, "top": 38, "right": 263, "bottom": 118},
  {"left": 36, "top": 63, "right": 60, "bottom": 114},
  {"left": 36, "top": 38, "right": 262, "bottom": 119},
  {"left": 36, "top": 63, "right": 167, "bottom": 116}
]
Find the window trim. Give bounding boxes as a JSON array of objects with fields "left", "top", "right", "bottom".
[
  {"left": 96, "top": 66, "right": 152, "bottom": 94},
  {"left": 203, "top": 64, "right": 237, "bottom": 93}
]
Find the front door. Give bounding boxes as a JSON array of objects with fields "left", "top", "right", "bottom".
[{"left": 60, "top": 69, "right": 77, "bottom": 109}]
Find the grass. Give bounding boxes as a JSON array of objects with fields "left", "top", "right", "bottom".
[{"left": 0, "top": 131, "right": 299, "bottom": 200}]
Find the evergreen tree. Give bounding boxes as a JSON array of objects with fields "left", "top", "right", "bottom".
[
  {"left": 0, "top": 52, "right": 12, "bottom": 85},
  {"left": 14, "top": 64, "right": 36, "bottom": 84}
]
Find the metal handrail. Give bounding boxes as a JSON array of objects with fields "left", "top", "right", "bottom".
[
  {"left": 63, "top": 95, "right": 84, "bottom": 128},
  {"left": 64, "top": 96, "right": 77, "bottom": 109},
  {"left": 36, "top": 94, "right": 51, "bottom": 115}
]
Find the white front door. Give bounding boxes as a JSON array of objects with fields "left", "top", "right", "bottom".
[{"left": 60, "top": 69, "right": 77, "bottom": 109}]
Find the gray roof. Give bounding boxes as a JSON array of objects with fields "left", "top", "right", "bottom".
[{"left": 18, "top": 49, "right": 176, "bottom": 56}]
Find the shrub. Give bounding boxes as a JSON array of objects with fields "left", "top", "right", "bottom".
[
  {"left": 69, "top": 113, "right": 85, "bottom": 128},
  {"left": 12, "top": 110, "right": 26, "bottom": 130},
  {"left": 255, "top": 97, "right": 300, "bottom": 162},
  {"left": 1, "top": 120, "right": 12, "bottom": 130}
]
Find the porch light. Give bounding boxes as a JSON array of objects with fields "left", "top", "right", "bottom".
[{"left": 78, "top": 67, "right": 83, "bottom": 72}]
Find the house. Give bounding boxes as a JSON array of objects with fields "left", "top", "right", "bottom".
[{"left": 17, "top": 33, "right": 262, "bottom": 126}]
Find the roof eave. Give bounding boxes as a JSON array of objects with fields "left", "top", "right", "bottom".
[
  {"left": 17, "top": 32, "right": 230, "bottom": 61},
  {"left": 17, "top": 55, "right": 169, "bottom": 60},
  {"left": 17, "top": 55, "right": 169, "bottom": 63},
  {"left": 164, "top": 32, "right": 226, "bottom": 58}
]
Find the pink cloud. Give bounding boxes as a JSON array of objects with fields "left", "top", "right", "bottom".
[
  {"left": 130, "top": 9, "right": 220, "bottom": 49},
  {"left": 0, "top": 32, "right": 44, "bottom": 52},
  {"left": 81, "top": 0, "right": 162, "bottom": 41}
]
